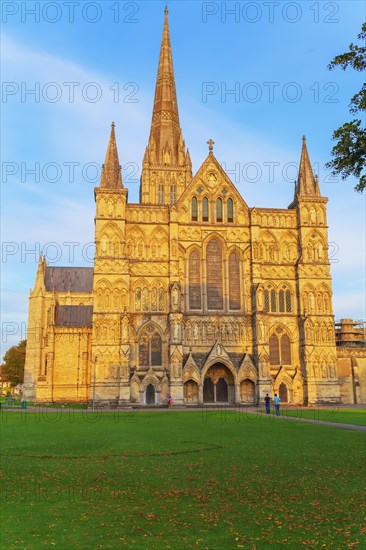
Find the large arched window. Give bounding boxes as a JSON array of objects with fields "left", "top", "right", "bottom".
[
  {"left": 229, "top": 252, "right": 240, "bottom": 310},
  {"left": 189, "top": 251, "right": 201, "bottom": 310},
  {"left": 207, "top": 239, "right": 223, "bottom": 310},
  {"left": 202, "top": 197, "right": 209, "bottom": 222},
  {"left": 216, "top": 198, "right": 223, "bottom": 222},
  {"left": 151, "top": 333, "right": 162, "bottom": 365},
  {"left": 227, "top": 198, "right": 234, "bottom": 223},
  {"left": 269, "top": 334, "right": 280, "bottom": 364},
  {"left": 281, "top": 334, "right": 291, "bottom": 364},
  {"left": 139, "top": 329, "right": 162, "bottom": 366},
  {"left": 191, "top": 197, "right": 198, "bottom": 221}
]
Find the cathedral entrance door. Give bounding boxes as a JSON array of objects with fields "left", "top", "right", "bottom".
[
  {"left": 146, "top": 384, "right": 155, "bottom": 405},
  {"left": 279, "top": 383, "right": 288, "bottom": 403},
  {"left": 184, "top": 380, "right": 199, "bottom": 403},
  {"left": 216, "top": 377, "right": 228, "bottom": 402},
  {"left": 241, "top": 379, "right": 255, "bottom": 403},
  {"left": 203, "top": 363, "right": 235, "bottom": 404},
  {"left": 203, "top": 378, "right": 214, "bottom": 403}
]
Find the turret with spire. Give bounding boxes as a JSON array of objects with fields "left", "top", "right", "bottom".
[
  {"left": 140, "top": 7, "right": 192, "bottom": 204},
  {"left": 294, "top": 136, "right": 321, "bottom": 200},
  {"left": 94, "top": 121, "right": 127, "bottom": 254},
  {"left": 100, "top": 122, "right": 123, "bottom": 189}
]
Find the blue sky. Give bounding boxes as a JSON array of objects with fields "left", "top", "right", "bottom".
[{"left": 1, "top": 0, "right": 365, "bottom": 356}]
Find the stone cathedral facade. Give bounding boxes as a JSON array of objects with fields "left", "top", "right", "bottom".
[{"left": 24, "top": 9, "right": 350, "bottom": 407}]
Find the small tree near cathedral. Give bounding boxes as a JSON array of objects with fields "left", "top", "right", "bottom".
[
  {"left": 1, "top": 340, "right": 26, "bottom": 387},
  {"left": 326, "top": 23, "right": 366, "bottom": 193}
]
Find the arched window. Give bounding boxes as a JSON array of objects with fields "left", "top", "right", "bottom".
[
  {"left": 202, "top": 197, "right": 209, "bottom": 222},
  {"left": 158, "top": 184, "right": 164, "bottom": 204},
  {"left": 170, "top": 185, "right": 177, "bottom": 204},
  {"left": 216, "top": 198, "right": 223, "bottom": 222},
  {"left": 285, "top": 290, "right": 291, "bottom": 312},
  {"left": 142, "top": 288, "right": 149, "bottom": 311},
  {"left": 270, "top": 289, "right": 276, "bottom": 312},
  {"left": 151, "top": 333, "right": 162, "bottom": 365},
  {"left": 139, "top": 329, "right": 162, "bottom": 366},
  {"left": 191, "top": 196, "right": 198, "bottom": 221},
  {"left": 269, "top": 334, "right": 280, "bottom": 364},
  {"left": 135, "top": 288, "right": 141, "bottom": 311},
  {"left": 151, "top": 288, "right": 157, "bottom": 311},
  {"left": 229, "top": 252, "right": 240, "bottom": 310},
  {"left": 279, "top": 290, "right": 285, "bottom": 313},
  {"left": 189, "top": 251, "right": 201, "bottom": 310},
  {"left": 264, "top": 290, "right": 270, "bottom": 312},
  {"left": 281, "top": 334, "right": 291, "bottom": 364},
  {"left": 207, "top": 239, "right": 223, "bottom": 310},
  {"left": 139, "top": 335, "right": 149, "bottom": 365},
  {"left": 227, "top": 198, "right": 234, "bottom": 223},
  {"left": 158, "top": 288, "right": 165, "bottom": 312}
]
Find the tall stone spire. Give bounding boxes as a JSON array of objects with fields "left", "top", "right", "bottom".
[
  {"left": 100, "top": 122, "right": 123, "bottom": 189},
  {"left": 296, "top": 136, "right": 320, "bottom": 197},
  {"left": 149, "top": 6, "right": 181, "bottom": 165},
  {"left": 140, "top": 7, "right": 191, "bottom": 204}
]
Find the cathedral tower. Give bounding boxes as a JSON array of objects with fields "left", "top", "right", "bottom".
[
  {"left": 92, "top": 123, "right": 130, "bottom": 405},
  {"left": 291, "top": 137, "right": 340, "bottom": 403},
  {"left": 140, "top": 7, "right": 192, "bottom": 205}
]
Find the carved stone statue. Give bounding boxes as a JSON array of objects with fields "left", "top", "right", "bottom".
[
  {"left": 171, "top": 285, "right": 180, "bottom": 310},
  {"left": 172, "top": 320, "right": 180, "bottom": 342},
  {"left": 257, "top": 289, "right": 264, "bottom": 309}
]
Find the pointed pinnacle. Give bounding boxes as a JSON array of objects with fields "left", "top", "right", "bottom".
[
  {"left": 297, "top": 135, "right": 320, "bottom": 197},
  {"left": 100, "top": 122, "right": 123, "bottom": 189}
]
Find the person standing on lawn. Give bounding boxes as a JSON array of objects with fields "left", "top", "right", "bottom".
[
  {"left": 273, "top": 393, "right": 281, "bottom": 416},
  {"left": 264, "top": 393, "right": 271, "bottom": 414}
]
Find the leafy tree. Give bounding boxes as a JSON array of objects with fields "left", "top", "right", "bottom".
[
  {"left": 2, "top": 340, "right": 26, "bottom": 387},
  {"left": 326, "top": 23, "right": 366, "bottom": 192}
]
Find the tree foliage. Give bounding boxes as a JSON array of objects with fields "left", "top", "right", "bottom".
[
  {"left": 2, "top": 340, "right": 26, "bottom": 387},
  {"left": 326, "top": 23, "right": 366, "bottom": 192}
]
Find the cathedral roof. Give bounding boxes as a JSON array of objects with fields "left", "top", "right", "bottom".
[
  {"left": 55, "top": 305, "right": 93, "bottom": 327},
  {"left": 44, "top": 267, "right": 93, "bottom": 293}
]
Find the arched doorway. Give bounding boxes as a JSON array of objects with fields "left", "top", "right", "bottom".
[
  {"left": 146, "top": 384, "right": 155, "bottom": 405},
  {"left": 184, "top": 380, "right": 199, "bottom": 403},
  {"left": 203, "top": 363, "right": 235, "bottom": 404},
  {"left": 241, "top": 379, "right": 255, "bottom": 403},
  {"left": 203, "top": 378, "right": 214, "bottom": 403},
  {"left": 216, "top": 378, "right": 228, "bottom": 402},
  {"left": 279, "top": 383, "right": 288, "bottom": 403}
]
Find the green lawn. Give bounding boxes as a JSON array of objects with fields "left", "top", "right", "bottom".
[
  {"left": 257, "top": 407, "right": 366, "bottom": 426},
  {"left": 1, "top": 410, "right": 365, "bottom": 549}
]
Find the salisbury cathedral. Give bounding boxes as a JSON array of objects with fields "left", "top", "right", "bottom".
[{"left": 23, "top": 9, "right": 365, "bottom": 406}]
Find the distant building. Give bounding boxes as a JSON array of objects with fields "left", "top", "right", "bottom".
[
  {"left": 336, "top": 320, "right": 366, "bottom": 404},
  {"left": 23, "top": 9, "right": 365, "bottom": 406}
]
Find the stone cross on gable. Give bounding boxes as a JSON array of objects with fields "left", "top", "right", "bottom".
[{"left": 207, "top": 138, "right": 215, "bottom": 152}]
